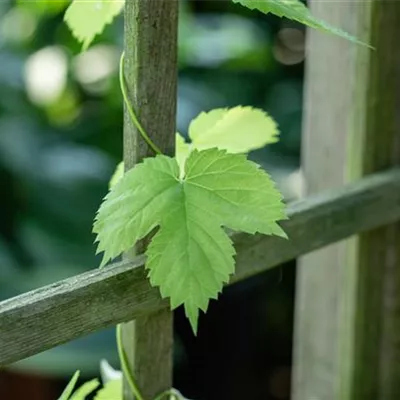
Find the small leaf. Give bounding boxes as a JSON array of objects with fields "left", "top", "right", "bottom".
[
  {"left": 94, "top": 149, "right": 286, "bottom": 332},
  {"left": 109, "top": 162, "right": 124, "bottom": 189},
  {"left": 64, "top": 0, "right": 124, "bottom": 50},
  {"left": 176, "top": 133, "right": 191, "bottom": 175},
  {"left": 58, "top": 371, "right": 80, "bottom": 400},
  {"left": 94, "top": 379, "right": 122, "bottom": 400},
  {"left": 70, "top": 379, "right": 100, "bottom": 400},
  {"left": 100, "top": 359, "right": 122, "bottom": 384},
  {"left": 188, "top": 106, "right": 279, "bottom": 154},
  {"left": 232, "top": 0, "right": 370, "bottom": 47}
]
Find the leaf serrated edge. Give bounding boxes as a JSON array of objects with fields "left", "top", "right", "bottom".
[
  {"left": 64, "top": 0, "right": 125, "bottom": 51},
  {"left": 231, "top": 0, "right": 373, "bottom": 48}
]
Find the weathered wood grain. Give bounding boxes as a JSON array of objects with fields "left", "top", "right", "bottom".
[
  {"left": 352, "top": 4, "right": 400, "bottom": 398},
  {"left": 292, "top": 1, "right": 400, "bottom": 399},
  {"left": 292, "top": 2, "right": 371, "bottom": 395},
  {"left": 1, "top": 168, "right": 400, "bottom": 367},
  {"left": 122, "top": 0, "right": 178, "bottom": 398}
]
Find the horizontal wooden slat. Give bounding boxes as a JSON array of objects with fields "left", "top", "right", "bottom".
[{"left": 1, "top": 168, "right": 400, "bottom": 366}]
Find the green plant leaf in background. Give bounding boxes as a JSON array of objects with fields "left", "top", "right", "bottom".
[
  {"left": 232, "top": 0, "right": 369, "bottom": 46},
  {"left": 70, "top": 379, "right": 100, "bottom": 400},
  {"left": 188, "top": 106, "right": 279, "bottom": 153},
  {"left": 58, "top": 371, "right": 80, "bottom": 400},
  {"left": 94, "top": 379, "right": 122, "bottom": 400},
  {"left": 94, "top": 148, "right": 286, "bottom": 332},
  {"left": 58, "top": 371, "right": 99, "bottom": 400},
  {"left": 176, "top": 132, "right": 191, "bottom": 173},
  {"left": 109, "top": 161, "right": 124, "bottom": 190},
  {"left": 64, "top": 0, "right": 124, "bottom": 50},
  {"left": 177, "top": 106, "right": 279, "bottom": 177}
]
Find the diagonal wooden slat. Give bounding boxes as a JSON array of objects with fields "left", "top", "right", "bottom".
[{"left": 1, "top": 168, "right": 400, "bottom": 366}]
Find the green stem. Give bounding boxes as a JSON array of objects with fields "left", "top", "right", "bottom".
[
  {"left": 116, "top": 324, "right": 146, "bottom": 400},
  {"left": 119, "top": 52, "right": 162, "bottom": 155}
]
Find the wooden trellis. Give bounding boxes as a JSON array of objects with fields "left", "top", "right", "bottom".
[
  {"left": 0, "top": 0, "right": 400, "bottom": 399},
  {"left": 293, "top": 1, "right": 400, "bottom": 399}
]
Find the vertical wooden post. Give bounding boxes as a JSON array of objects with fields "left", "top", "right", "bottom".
[
  {"left": 292, "top": 1, "right": 400, "bottom": 399},
  {"left": 122, "top": 1, "right": 178, "bottom": 399}
]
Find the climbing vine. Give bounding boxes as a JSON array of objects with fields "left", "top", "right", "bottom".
[{"left": 57, "top": 0, "right": 366, "bottom": 399}]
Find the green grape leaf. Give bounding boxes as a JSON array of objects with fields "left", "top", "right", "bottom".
[
  {"left": 109, "top": 106, "right": 280, "bottom": 186},
  {"left": 108, "top": 133, "right": 191, "bottom": 187},
  {"left": 94, "top": 379, "right": 122, "bottom": 400},
  {"left": 58, "top": 371, "right": 80, "bottom": 400},
  {"left": 70, "top": 379, "right": 100, "bottom": 400},
  {"left": 176, "top": 132, "right": 191, "bottom": 174},
  {"left": 188, "top": 106, "right": 279, "bottom": 154},
  {"left": 109, "top": 161, "right": 124, "bottom": 189},
  {"left": 232, "top": 0, "right": 369, "bottom": 46},
  {"left": 64, "top": 0, "right": 124, "bottom": 50},
  {"left": 94, "top": 148, "right": 286, "bottom": 332}
]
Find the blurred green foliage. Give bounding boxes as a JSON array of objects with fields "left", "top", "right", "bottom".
[{"left": 0, "top": 0, "right": 303, "bottom": 381}]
